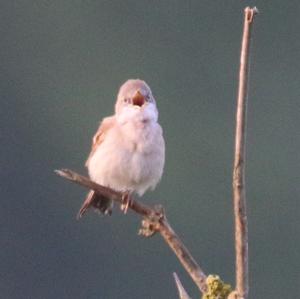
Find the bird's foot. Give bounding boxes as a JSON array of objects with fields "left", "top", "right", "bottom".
[
  {"left": 120, "top": 191, "right": 132, "bottom": 214},
  {"left": 138, "top": 205, "right": 164, "bottom": 237}
]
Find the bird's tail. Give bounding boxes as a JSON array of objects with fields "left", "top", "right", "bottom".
[{"left": 77, "top": 190, "right": 113, "bottom": 219}]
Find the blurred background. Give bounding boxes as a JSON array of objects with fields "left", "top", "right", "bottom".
[{"left": 1, "top": 1, "right": 299, "bottom": 298}]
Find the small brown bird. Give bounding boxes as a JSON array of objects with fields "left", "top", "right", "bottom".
[{"left": 78, "top": 79, "right": 165, "bottom": 217}]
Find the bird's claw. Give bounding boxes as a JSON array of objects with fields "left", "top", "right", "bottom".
[{"left": 120, "top": 191, "right": 132, "bottom": 214}]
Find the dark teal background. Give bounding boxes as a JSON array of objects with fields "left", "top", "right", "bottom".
[{"left": 1, "top": 1, "right": 299, "bottom": 298}]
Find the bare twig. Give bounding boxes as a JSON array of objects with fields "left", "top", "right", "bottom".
[
  {"left": 233, "top": 7, "right": 258, "bottom": 299},
  {"left": 173, "top": 272, "right": 192, "bottom": 299},
  {"left": 55, "top": 169, "right": 207, "bottom": 293}
]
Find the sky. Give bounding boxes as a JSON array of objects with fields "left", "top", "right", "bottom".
[{"left": 1, "top": 1, "right": 299, "bottom": 298}]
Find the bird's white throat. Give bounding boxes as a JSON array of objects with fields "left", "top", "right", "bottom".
[{"left": 116, "top": 103, "right": 158, "bottom": 126}]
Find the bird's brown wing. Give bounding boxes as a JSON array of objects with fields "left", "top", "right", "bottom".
[{"left": 85, "top": 116, "right": 115, "bottom": 167}]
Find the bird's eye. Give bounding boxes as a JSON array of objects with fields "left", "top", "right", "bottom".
[
  {"left": 123, "top": 98, "right": 129, "bottom": 103},
  {"left": 145, "top": 94, "right": 151, "bottom": 102}
]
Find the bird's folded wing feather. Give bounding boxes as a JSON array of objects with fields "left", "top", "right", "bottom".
[{"left": 85, "top": 116, "right": 115, "bottom": 167}]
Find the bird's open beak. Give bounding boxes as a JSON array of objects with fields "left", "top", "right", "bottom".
[{"left": 132, "top": 91, "right": 145, "bottom": 107}]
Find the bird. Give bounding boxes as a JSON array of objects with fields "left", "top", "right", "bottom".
[{"left": 78, "top": 79, "right": 165, "bottom": 217}]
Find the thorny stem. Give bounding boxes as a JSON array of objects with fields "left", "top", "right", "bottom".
[
  {"left": 173, "top": 272, "right": 192, "bottom": 299},
  {"left": 233, "top": 7, "right": 258, "bottom": 299}
]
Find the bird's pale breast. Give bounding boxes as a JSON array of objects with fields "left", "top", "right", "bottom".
[{"left": 88, "top": 121, "right": 164, "bottom": 196}]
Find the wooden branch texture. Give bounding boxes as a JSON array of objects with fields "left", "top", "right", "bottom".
[
  {"left": 233, "top": 7, "right": 258, "bottom": 299},
  {"left": 55, "top": 169, "right": 207, "bottom": 293}
]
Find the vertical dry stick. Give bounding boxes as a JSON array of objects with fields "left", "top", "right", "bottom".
[{"left": 233, "top": 7, "right": 258, "bottom": 299}]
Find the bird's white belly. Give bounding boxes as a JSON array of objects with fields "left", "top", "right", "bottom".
[{"left": 88, "top": 125, "right": 164, "bottom": 196}]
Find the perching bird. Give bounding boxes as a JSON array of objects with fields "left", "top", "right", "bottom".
[{"left": 78, "top": 79, "right": 165, "bottom": 217}]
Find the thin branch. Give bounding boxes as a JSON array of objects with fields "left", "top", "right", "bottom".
[
  {"left": 233, "top": 7, "right": 258, "bottom": 299},
  {"left": 173, "top": 272, "right": 192, "bottom": 299},
  {"left": 55, "top": 169, "right": 207, "bottom": 293}
]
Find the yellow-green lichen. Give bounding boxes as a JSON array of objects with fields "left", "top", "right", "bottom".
[{"left": 202, "top": 275, "right": 232, "bottom": 299}]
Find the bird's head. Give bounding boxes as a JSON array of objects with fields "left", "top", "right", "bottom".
[{"left": 115, "top": 79, "right": 158, "bottom": 125}]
